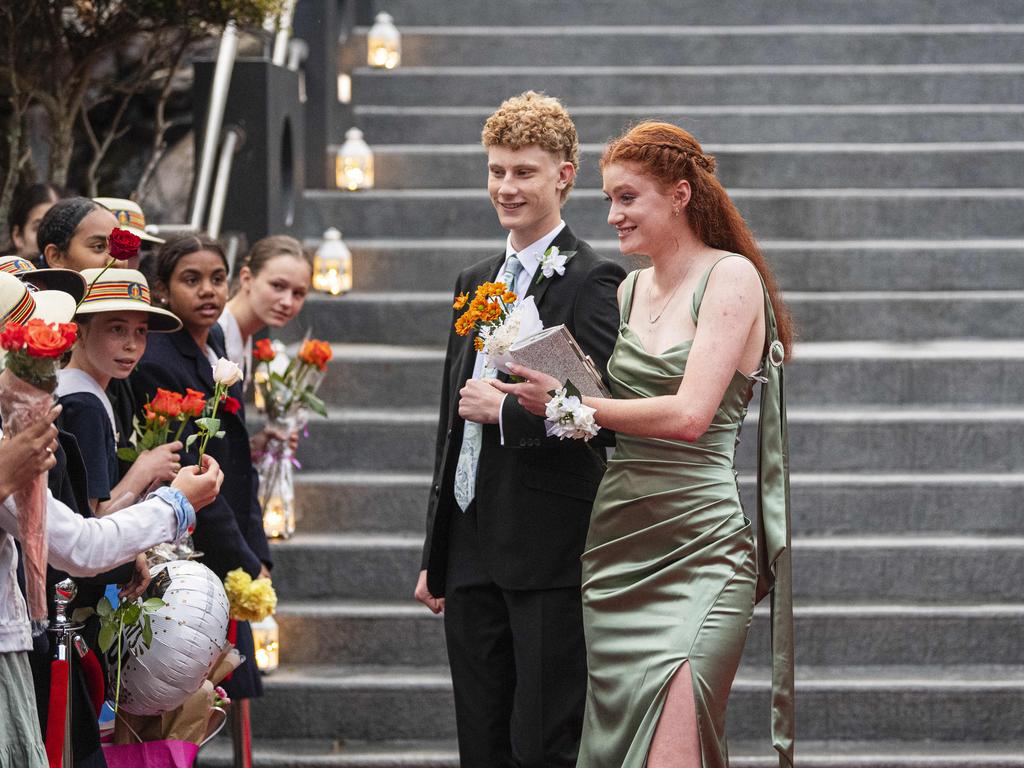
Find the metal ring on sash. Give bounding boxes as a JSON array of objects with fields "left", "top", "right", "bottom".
[{"left": 768, "top": 340, "right": 786, "bottom": 367}]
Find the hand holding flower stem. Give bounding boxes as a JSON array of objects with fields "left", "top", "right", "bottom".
[{"left": 188, "top": 358, "right": 242, "bottom": 472}]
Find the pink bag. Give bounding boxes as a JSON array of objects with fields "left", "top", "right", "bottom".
[{"left": 102, "top": 740, "right": 199, "bottom": 768}]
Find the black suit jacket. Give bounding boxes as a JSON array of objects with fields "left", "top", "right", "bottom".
[
  {"left": 130, "top": 328, "right": 268, "bottom": 579},
  {"left": 422, "top": 225, "right": 625, "bottom": 596}
]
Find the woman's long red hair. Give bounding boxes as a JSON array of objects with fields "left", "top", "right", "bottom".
[{"left": 601, "top": 121, "right": 795, "bottom": 358}]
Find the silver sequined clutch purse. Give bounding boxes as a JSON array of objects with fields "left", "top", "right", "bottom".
[{"left": 509, "top": 324, "right": 611, "bottom": 398}]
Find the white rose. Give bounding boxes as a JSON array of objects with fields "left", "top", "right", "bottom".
[{"left": 212, "top": 357, "right": 243, "bottom": 386}]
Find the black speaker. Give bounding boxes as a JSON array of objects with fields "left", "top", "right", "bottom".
[{"left": 193, "top": 58, "right": 305, "bottom": 247}]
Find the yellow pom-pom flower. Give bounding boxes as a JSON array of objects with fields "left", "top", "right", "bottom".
[{"left": 224, "top": 568, "right": 278, "bottom": 622}]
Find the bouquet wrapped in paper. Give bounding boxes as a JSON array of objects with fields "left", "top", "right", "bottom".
[
  {"left": 0, "top": 312, "right": 77, "bottom": 633},
  {"left": 452, "top": 281, "right": 543, "bottom": 373},
  {"left": 252, "top": 338, "right": 330, "bottom": 539}
]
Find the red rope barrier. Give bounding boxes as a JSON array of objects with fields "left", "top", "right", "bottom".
[
  {"left": 45, "top": 658, "right": 69, "bottom": 768},
  {"left": 78, "top": 647, "right": 105, "bottom": 716}
]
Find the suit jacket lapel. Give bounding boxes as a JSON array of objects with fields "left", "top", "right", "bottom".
[
  {"left": 170, "top": 329, "right": 216, "bottom": 392},
  {"left": 525, "top": 224, "right": 579, "bottom": 309}
]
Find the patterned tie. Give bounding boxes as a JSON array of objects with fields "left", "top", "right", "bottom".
[{"left": 453, "top": 254, "right": 523, "bottom": 511}]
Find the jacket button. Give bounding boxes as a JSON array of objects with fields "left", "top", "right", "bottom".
[
  {"left": 432, "top": 483, "right": 440, "bottom": 495},
  {"left": 519, "top": 438, "right": 526, "bottom": 447}
]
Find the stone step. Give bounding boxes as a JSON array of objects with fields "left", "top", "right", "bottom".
[
  {"left": 275, "top": 600, "right": 1024, "bottom": 668},
  {"left": 268, "top": 533, "right": 1024, "bottom": 603},
  {"left": 287, "top": 289, "right": 1024, "bottom": 345},
  {"left": 316, "top": 341, "right": 1024, "bottom": 408},
  {"left": 303, "top": 188, "right": 1024, "bottom": 241},
  {"left": 351, "top": 65, "right": 1024, "bottom": 107},
  {"left": 375, "top": 0, "right": 1023, "bottom": 26},
  {"left": 244, "top": 663, "right": 1024, "bottom": 742},
  {"left": 291, "top": 471, "right": 1024, "bottom": 538},
  {"left": 292, "top": 407, "right": 1024, "bottom": 474},
  {"left": 341, "top": 240, "right": 1024, "bottom": 293},
  {"left": 344, "top": 26, "right": 1024, "bottom": 68},
  {"left": 366, "top": 143, "right": 1024, "bottom": 189},
  {"left": 354, "top": 104, "right": 1024, "bottom": 144},
  {"left": 196, "top": 737, "right": 1024, "bottom": 768}
]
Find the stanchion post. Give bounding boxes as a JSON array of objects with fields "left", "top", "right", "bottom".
[{"left": 49, "top": 579, "right": 83, "bottom": 768}]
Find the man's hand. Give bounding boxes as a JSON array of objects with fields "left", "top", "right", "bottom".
[
  {"left": 490, "top": 363, "right": 562, "bottom": 418},
  {"left": 414, "top": 569, "right": 444, "bottom": 614},
  {"left": 458, "top": 378, "right": 505, "bottom": 425},
  {"left": 0, "top": 405, "right": 60, "bottom": 499}
]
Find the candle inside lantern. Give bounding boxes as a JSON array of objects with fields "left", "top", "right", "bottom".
[
  {"left": 367, "top": 12, "right": 401, "bottom": 69},
  {"left": 251, "top": 615, "right": 280, "bottom": 674}
]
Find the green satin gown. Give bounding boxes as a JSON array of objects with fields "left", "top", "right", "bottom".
[{"left": 577, "top": 258, "right": 794, "bottom": 768}]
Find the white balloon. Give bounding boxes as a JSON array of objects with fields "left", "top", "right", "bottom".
[{"left": 112, "top": 560, "right": 230, "bottom": 716}]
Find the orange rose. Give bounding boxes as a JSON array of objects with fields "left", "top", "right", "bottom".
[
  {"left": 180, "top": 388, "right": 206, "bottom": 417},
  {"left": 299, "top": 339, "right": 333, "bottom": 372},
  {"left": 143, "top": 403, "right": 167, "bottom": 428},
  {"left": 253, "top": 338, "right": 275, "bottom": 363},
  {"left": 150, "top": 388, "right": 184, "bottom": 418},
  {"left": 24, "top": 319, "right": 74, "bottom": 358}
]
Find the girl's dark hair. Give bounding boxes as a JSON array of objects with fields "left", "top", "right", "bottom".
[
  {"left": 153, "top": 234, "right": 229, "bottom": 287},
  {"left": 36, "top": 196, "right": 101, "bottom": 256},
  {"left": 241, "top": 234, "right": 313, "bottom": 278},
  {"left": 8, "top": 183, "right": 64, "bottom": 244}
]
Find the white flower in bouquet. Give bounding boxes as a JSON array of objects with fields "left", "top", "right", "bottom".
[
  {"left": 212, "top": 357, "right": 243, "bottom": 386},
  {"left": 484, "top": 296, "right": 543, "bottom": 373}
]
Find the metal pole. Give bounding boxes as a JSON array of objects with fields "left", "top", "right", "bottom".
[
  {"left": 50, "top": 579, "right": 83, "bottom": 768},
  {"left": 271, "top": 0, "right": 298, "bottom": 66},
  {"left": 190, "top": 20, "right": 239, "bottom": 231},
  {"left": 207, "top": 128, "right": 241, "bottom": 239}
]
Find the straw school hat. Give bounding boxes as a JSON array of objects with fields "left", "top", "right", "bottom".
[
  {"left": 0, "top": 271, "right": 76, "bottom": 325},
  {"left": 0, "top": 255, "right": 87, "bottom": 304},
  {"left": 92, "top": 197, "right": 165, "bottom": 244},
  {"left": 77, "top": 267, "right": 181, "bottom": 332}
]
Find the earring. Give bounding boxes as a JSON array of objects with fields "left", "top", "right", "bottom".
[{"left": 672, "top": 207, "right": 680, "bottom": 217}]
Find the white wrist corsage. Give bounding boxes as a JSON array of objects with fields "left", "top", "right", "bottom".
[
  {"left": 544, "top": 383, "right": 599, "bottom": 441},
  {"left": 534, "top": 245, "right": 576, "bottom": 285}
]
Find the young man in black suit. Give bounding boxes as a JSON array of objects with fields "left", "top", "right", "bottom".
[{"left": 415, "top": 92, "right": 626, "bottom": 768}]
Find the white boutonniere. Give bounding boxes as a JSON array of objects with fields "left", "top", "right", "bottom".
[{"left": 535, "top": 245, "right": 576, "bottom": 285}]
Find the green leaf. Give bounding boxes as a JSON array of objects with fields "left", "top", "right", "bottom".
[
  {"left": 96, "top": 597, "right": 113, "bottom": 618},
  {"left": 116, "top": 447, "right": 138, "bottom": 462},
  {"left": 185, "top": 434, "right": 198, "bottom": 449},
  {"left": 564, "top": 379, "right": 583, "bottom": 400},
  {"left": 301, "top": 392, "right": 328, "bottom": 418},
  {"left": 98, "top": 623, "right": 116, "bottom": 653},
  {"left": 122, "top": 602, "right": 141, "bottom": 625},
  {"left": 142, "top": 617, "right": 153, "bottom": 647},
  {"left": 214, "top": 430, "right": 225, "bottom": 439},
  {"left": 142, "top": 598, "right": 165, "bottom": 612},
  {"left": 72, "top": 607, "right": 95, "bottom": 623}
]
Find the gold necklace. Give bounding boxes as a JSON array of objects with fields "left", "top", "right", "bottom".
[{"left": 647, "top": 268, "right": 691, "bottom": 325}]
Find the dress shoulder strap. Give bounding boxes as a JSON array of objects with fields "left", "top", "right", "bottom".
[
  {"left": 619, "top": 269, "right": 642, "bottom": 325},
  {"left": 689, "top": 253, "right": 746, "bottom": 325}
]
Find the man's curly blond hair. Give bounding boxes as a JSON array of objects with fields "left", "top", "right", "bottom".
[{"left": 481, "top": 91, "right": 580, "bottom": 202}]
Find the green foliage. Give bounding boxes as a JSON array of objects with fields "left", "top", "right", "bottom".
[{"left": 88, "top": 593, "right": 165, "bottom": 712}]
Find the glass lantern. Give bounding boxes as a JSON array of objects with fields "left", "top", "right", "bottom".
[
  {"left": 313, "top": 228, "right": 353, "bottom": 296},
  {"left": 251, "top": 615, "right": 280, "bottom": 674},
  {"left": 367, "top": 12, "right": 401, "bottom": 69},
  {"left": 335, "top": 127, "right": 374, "bottom": 191}
]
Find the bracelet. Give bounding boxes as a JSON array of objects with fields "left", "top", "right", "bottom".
[
  {"left": 544, "top": 387, "right": 600, "bottom": 442},
  {"left": 149, "top": 486, "right": 197, "bottom": 542}
]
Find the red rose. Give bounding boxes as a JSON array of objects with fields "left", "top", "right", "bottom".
[
  {"left": 253, "top": 338, "right": 275, "bottom": 363},
  {"left": 221, "top": 395, "right": 241, "bottom": 415},
  {"left": 180, "top": 388, "right": 206, "bottom": 418},
  {"left": 108, "top": 228, "right": 141, "bottom": 261},
  {"left": 57, "top": 323, "right": 78, "bottom": 346},
  {"left": 23, "top": 319, "right": 74, "bottom": 358},
  {"left": 0, "top": 322, "right": 26, "bottom": 351}
]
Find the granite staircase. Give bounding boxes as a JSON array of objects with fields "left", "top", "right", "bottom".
[{"left": 203, "top": 1, "right": 1024, "bottom": 765}]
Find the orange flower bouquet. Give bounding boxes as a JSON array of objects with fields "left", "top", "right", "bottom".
[
  {"left": 453, "top": 282, "right": 542, "bottom": 372},
  {"left": 251, "top": 337, "right": 331, "bottom": 539},
  {"left": 118, "top": 387, "right": 207, "bottom": 463},
  {"left": 0, "top": 319, "right": 78, "bottom": 632}
]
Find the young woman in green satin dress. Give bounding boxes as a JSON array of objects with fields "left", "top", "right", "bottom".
[{"left": 495, "top": 121, "right": 796, "bottom": 768}]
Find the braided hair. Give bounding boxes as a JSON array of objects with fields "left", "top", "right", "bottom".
[
  {"left": 36, "top": 196, "right": 101, "bottom": 258},
  {"left": 601, "top": 121, "right": 794, "bottom": 357}
]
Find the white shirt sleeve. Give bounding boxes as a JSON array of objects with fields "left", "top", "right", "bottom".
[{"left": 0, "top": 489, "right": 178, "bottom": 577}]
